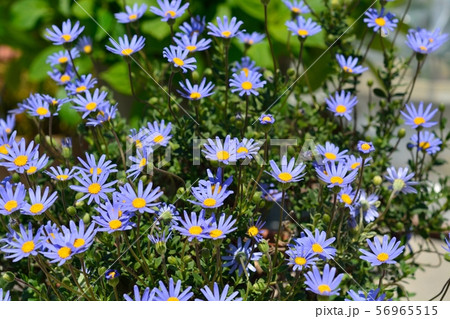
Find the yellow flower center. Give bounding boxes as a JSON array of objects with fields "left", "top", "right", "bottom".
[
  {"left": 419, "top": 141, "right": 430, "bottom": 149},
  {"left": 242, "top": 67, "right": 249, "bottom": 77},
  {"left": 343, "top": 66, "right": 353, "bottom": 73},
  {"left": 165, "top": 10, "right": 176, "bottom": 17},
  {"left": 129, "top": 14, "right": 137, "bottom": 20},
  {"left": 375, "top": 17, "right": 386, "bottom": 26},
  {"left": 58, "top": 246, "right": 72, "bottom": 259},
  {"left": 295, "top": 257, "right": 307, "bottom": 265},
  {"left": 121, "top": 48, "right": 134, "bottom": 56},
  {"left": 262, "top": 116, "right": 272, "bottom": 122},
  {"left": 190, "top": 92, "right": 201, "bottom": 99},
  {"left": 324, "top": 152, "right": 337, "bottom": 160},
  {"left": 351, "top": 162, "right": 361, "bottom": 170},
  {"left": 167, "top": 297, "right": 179, "bottom": 301},
  {"left": 76, "top": 85, "right": 87, "bottom": 93},
  {"left": 336, "top": 105, "right": 347, "bottom": 113},
  {"left": 241, "top": 81, "right": 253, "bottom": 90},
  {"left": 88, "top": 183, "right": 101, "bottom": 194},
  {"left": 173, "top": 57, "right": 184, "bottom": 66},
  {"left": 56, "top": 174, "right": 69, "bottom": 181},
  {"left": 278, "top": 172, "right": 293, "bottom": 182},
  {"left": 60, "top": 74, "right": 71, "bottom": 83},
  {"left": 5, "top": 128, "right": 11, "bottom": 133},
  {"left": 221, "top": 30, "right": 231, "bottom": 37},
  {"left": 153, "top": 134, "right": 164, "bottom": 143},
  {"left": 58, "top": 56, "right": 68, "bottom": 64},
  {"left": 419, "top": 46, "right": 428, "bottom": 51},
  {"left": 248, "top": 226, "right": 259, "bottom": 237},
  {"left": 85, "top": 102, "right": 97, "bottom": 111},
  {"left": 109, "top": 219, "right": 122, "bottom": 230},
  {"left": 0, "top": 144, "right": 10, "bottom": 155},
  {"left": 298, "top": 29, "right": 309, "bottom": 36},
  {"left": 61, "top": 34, "right": 72, "bottom": 41},
  {"left": 84, "top": 45, "right": 92, "bottom": 54},
  {"left": 74, "top": 238, "right": 85, "bottom": 248},
  {"left": 4, "top": 200, "right": 18, "bottom": 212},
  {"left": 108, "top": 271, "right": 117, "bottom": 278},
  {"left": 216, "top": 150, "right": 230, "bottom": 161},
  {"left": 377, "top": 252, "right": 389, "bottom": 262},
  {"left": 21, "top": 241, "right": 35, "bottom": 253},
  {"left": 341, "top": 194, "right": 352, "bottom": 205},
  {"left": 186, "top": 45, "right": 197, "bottom": 51},
  {"left": 330, "top": 176, "right": 344, "bottom": 184},
  {"left": 361, "top": 143, "right": 371, "bottom": 151},
  {"left": 203, "top": 198, "right": 217, "bottom": 207},
  {"left": 135, "top": 140, "right": 143, "bottom": 149},
  {"left": 89, "top": 167, "right": 102, "bottom": 175},
  {"left": 30, "top": 203, "right": 44, "bottom": 214},
  {"left": 27, "top": 166, "right": 37, "bottom": 174},
  {"left": 237, "top": 147, "right": 249, "bottom": 153},
  {"left": 413, "top": 117, "right": 425, "bottom": 125},
  {"left": 248, "top": 39, "right": 254, "bottom": 45},
  {"left": 189, "top": 225, "right": 202, "bottom": 235},
  {"left": 292, "top": 7, "right": 301, "bottom": 13},
  {"left": 14, "top": 155, "right": 28, "bottom": 167},
  {"left": 132, "top": 197, "right": 146, "bottom": 209},
  {"left": 312, "top": 243, "right": 324, "bottom": 253},
  {"left": 139, "top": 158, "right": 147, "bottom": 168},
  {"left": 210, "top": 229, "right": 223, "bottom": 238},
  {"left": 318, "top": 284, "right": 331, "bottom": 294},
  {"left": 36, "top": 107, "right": 48, "bottom": 116}
]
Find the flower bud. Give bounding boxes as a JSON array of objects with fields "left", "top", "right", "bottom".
[
  {"left": 367, "top": 80, "right": 374, "bottom": 87},
  {"left": 372, "top": 175, "right": 382, "bottom": 186},
  {"left": 287, "top": 68, "right": 296, "bottom": 78},
  {"left": 253, "top": 280, "right": 266, "bottom": 292},
  {"left": 67, "top": 206, "right": 77, "bottom": 216},
  {"left": 439, "top": 103, "right": 445, "bottom": 112},
  {"left": 167, "top": 256, "right": 178, "bottom": 265},
  {"left": 204, "top": 68, "right": 213, "bottom": 76},
  {"left": 258, "top": 239, "right": 269, "bottom": 254},
  {"left": 252, "top": 191, "right": 263, "bottom": 204},
  {"left": 149, "top": 97, "right": 159, "bottom": 105},
  {"left": 82, "top": 213, "right": 91, "bottom": 224},
  {"left": 75, "top": 200, "right": 85, "bottom": 208},
  {"left": 2, "top": 271, "right": 15, "bottom": 282},
  {"left": 322, "top": 214, "right": 331, "bottom": 224},
  {"left": 12, "top": 173, "right": 21, "bottom": 183},
  {"left": 155, "top": 241, "right": 167, "bottom": 255},
  {"left": 397, "top": 128, "right": 406, "bottom": 139},
  {"left": 191, "top": 71, "right": 200, "bottom": 81}
]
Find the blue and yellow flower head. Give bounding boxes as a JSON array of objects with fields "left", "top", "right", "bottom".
[
  {"left": 357, "top": 141, "right": 375, "bottom": 154},
  {"left": 336, "top": 54, "right": 368, "bottom": 74},
  {"left": 266, "top": 155, "right": 306, "bottom": 184},
  {"left": 282, "top": 0, "right": 310, "bottom": 15},
  {"left": 150, "top": 0, "right": 189, "bottom": 22},
  {"left": 93, "top": 197, "right": 135, "bottom": 233},
  {"left": 237, "top": 32, "right": 265, "bottom": 45},
  {"left": 72, "top": 89, "right": 109, "bottom": 119},
  {"left": 202, "top": 135, "right": 239, "bottom": 164},
  {"left": 106, "top": 35, "right": 146, "bottom": 56},
  {"left": 196, "top": 282, "right": 242, "bottom": 301},
  {"left": 177, "top": 15, "right": 206, "bottom": 37},
  {"left": 152, "top": 278, "right": 193, "bottom": 301},
  {"left": 385, "top": 167, "right": 418, "bottom": 194},
  {"left": 222, "top": 237, "right": 262, "bottom": 276},
  {"left": 66, "top": 74, "right": 97, "bottom": 95},
  {"left": 363, "top": 8, "right": 398, "bottom": 35},
  {"left": 22, "top": 186, "right": 57, "bottom": 216},
  {"left": 346, "top": 288, "right": 390, "bottom": 301},
  {"left": 45, "top": 19, "right": 85, "bottom": 45},
  {"left": 45, "top": 166, "right": 77, "bottom": 182},
  {"left": 247, "top": 217, "right": 266, "bottom": 243},
  {"left": 174, "top": 33, "right": 212, "bottom": 53},
  {"left": 163, "top": 45, "right": 197, "bottom": 72},
  {"left": 173, "top": 210, "right": 211, "bottom": 242},
  {"left": 105, "top": 269, "right": 120, "bottom": 280},
  {"left": 230, "top": 70, "right": 267, "bottom": 96},
  {"left": 406, "top": 28, "right": 449, "bottom": 54},
  {"left": 77, "top": 152, "right": 118, "bottom": 177},
  {"left": 46, "top": 48, "right": 80, "bottom": 67},
  {"left": 77, "top": 36, "right": 93, "bottom": 55},
  {"left": 326, "top": 90, "right": 358, "bottom": 121},
  {"left": 115, "top": 3, "right": 148, "bottom": 24},
  {"left": 401, "top": 102, "right": 438, "bottom": 129},
  {"left": 118, "top": 180, "right": 163, "bottom": 214},
  {"left": 305, "top": 264, "right": 343, "bottom": 296},
  {"left": 286, "top": 244, "right": 318, "bottom": 271},
  {"left": 178, "top": 78, "right": 214, "bottom": 100},
  {"left": 297, "top": 228, "right": 337, "bottom": 259},
  {"left": 316, "top": 141, "right": 348, "bottom": 163},
  {"left": 0, "top": 115, "right": 15, "bottom": 135},
  {"left": 0, "top": 182, "right": 26, "bottom": 216},
  {"left": 207, "top": 16, "right": 244, "bottom": 39},
  {"left": 286, "top": 16, "right": 322, "bottom": 38},
  {"left": 189, "top": 181, "right": 233, "bottom": 209},
  {"left": 1, "top": 222, "right": 43, "bottom": 262},
  {"left": 350, "top": 190, "right": 379, "bottom": 223},
  {"left": 206, "top": 213, "right": 237, "bottom": 240},
  {"left": 259, "top": 113, "right": 275, "bottom": 125},
  {"left": 232, "top": 57, "right": 260, "bottom": 77},
  {"left": 70, "top": 171, "right": 117, "bottom": 205},
  {"left": 360, "top": 235, "right": 405, "bottom": 266},
  {"left": 124, "top": 285, "right": 155, "bottom": 301},
  {"left": 411, "top": 131, "right": 442, "bottom": 155}
]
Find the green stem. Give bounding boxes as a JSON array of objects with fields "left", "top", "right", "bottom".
[
  {"left": 326, "top": 192, "right": 338, "bottom": 237},
  {"left": 273, "top": 189, "right": 286, "bottom": 268},
  {"left": 263, "top": 3, "right": 278, "bottom": 94}
]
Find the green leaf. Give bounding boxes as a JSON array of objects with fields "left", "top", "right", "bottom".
[
  {"left": 94, "top": 8, "right": 115, "bottom": 41},
  {"left": 29, "top": 46, "right": 61, "bottom": 82},
  {"left": 141, "top": 19, "right": 171, "bottom": 40},
  {"left": 100, "top": 62, "right": 132, "bottom": 95},
  {"left": 373, "top": 88, "right": 387, "bottom": 98},
  {"left": 72, "top": 0, "right": 94, "bottom": 20},
  {"left": 11, "top": 0, "right": 51, "bottom": 31}
]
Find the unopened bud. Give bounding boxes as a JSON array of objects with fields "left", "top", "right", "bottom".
[
  {"left": 397, "top": 128, "right": 406, "bottom": 138},
  {"left": 2, "top": 271, "right": 15, "bottom": 282},
  {"left": 372, "top": 176, "right": 382, "bottom": 186}
]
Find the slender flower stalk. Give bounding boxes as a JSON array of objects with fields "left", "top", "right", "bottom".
[
  {"left": 263, "top": 2, "right": 277, "bottom": 94},
  {"left": 273, "top": 188, "right": 286, "bottom": 268}
]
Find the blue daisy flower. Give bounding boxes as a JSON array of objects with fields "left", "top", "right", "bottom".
[
  {"left": 316, "top": 161, "right": 358, "bottom": 188},
  {"left": 153, "top": 203, "right": 180, "bottom": 228},
  {"left": 45, "top": 166, "right": 78, "bottom": 182},
  {"left": 105, "top": 269, "right": 120, "bottom": 280},
  {"left": 286, "top": 16, "right": 322, "bottom": 38},
  {"left": 150, "top": 0, "right": 189, "bottom": 22},
  {"left": 124, "top": 285, "right": 155, "bottom": 301},
  {"left": 0, "top": 288, "right": 11, "bottom": 301},
  {"left": 237, "top": 32, "right": 265, "bottom": 45},
  {"left": 177, "top": 15, "right": 206, "bottom": 37},
  {"left": 118, "top": 180, "right": 163, "bottom": 214},
  {"left": 336, "top": 54, "right": 368, "bottom": 74},
  {"left": 316, "top": 141, "right": 348, "bottom": 162},
  {"left": 202, "top": 135, "right": 239, "bottom": 164},
  {"left": 173, "top": 33, "right": 212, "bottom": 53},
  {"left": 0, "top": 138, "right": 39, "bottom": 173},
  {"left": 39, "top": 94, "right": 69, "bottom": 112},
  {"left": 1, "top": 223, "right": 43, "bottom": 262},
  {"left": 326, "top": 90, "right": 358, "bottom": 121},
  {"left": 0, "top": 182, "right": 26, "bottom": 216},
  {"left": 222, "top": 237, "right": 262, "bottom": 276},
  {"left": 48, "top": 65, "right": 77, "bottom": 85},
  {"left": 282, "top": 0, "right": 310, "bottom": 15},
  {"left": 360, "top": 235, "right": 405, "bottom": 266},
  {"left": 77, "top": 152, "right": 118, "bottom": 176},
  {"left": 153, "top": 278, "right": 193, "bottom": 301},
  {"left": 41, "top": 230, "right": 77, "bottom": 266},
  {"left": 77, "top": 36, "right": 93, "bottom": 55},
  {"left": 178, "top": 78, "right": 215, "bottom": 100},
  {"left": 163, "top": 45, "right": 197, "bottom": 73},
  {"left": 70, "top": 172, "right": 117, "bottom": 205},
  {"left": 406, "top": 28, "right": 449, "bottom": 54},
  {"left": 190, "top": 181, "right": 233, "bottom": 209},
  {"left": 0, "top": 130, "right": 17, "bottom": 156},
  {"left": 65, "top": 74, "right": 97, "bottom": 95},
  {"left": 22, "top": 186, "right": 58, "bottom": 216},
  {"left": 385, "top": 167, "right": 418, "bottom": 194},
  {"left": 126, "top": 148, "right": 150, "bottom": 181},
  {"left": 286, "top": 244, "right": 318, "bottom": 271},
  {"left": 266, "top": 155, "right": 306, "bottom": 184},
  {"left": 357, "top": 141, "right": 375, "bottom": 154},
  {"left": 230, "top": 70, "right": 267, "bottom": 96},
  {"left": 345, "top": 155, "right": 370, "bottom": 171},
  {"left": 106, "top": 35, "right": 146, "bottom": 56},
  {"left": 198, "top": 168, "right": 233, "bottom": 195},
  {"left": 25, "top": 152, "right": 49, "bottom": 176},
  {"left": 350, "top": 191, "right": 379, "bottom": 223},
  {"left": 149, "top": 230, "right": 171, "bottom": 245},
  {"left": 93, "top": 198, "right": 135, "bottom": 233},
  {"left": 22, "top": 94, "right": 55, "bottom": 120},
  {"left": 401, "top": 102, "right": 438, "bottom": 129},
  {"left": 196, "top": 283, "right": 242, "bottom": 301},
  {"left": 305, "top": 264, "right": 343, "bottom": 296},
  {"left": 86, "top": 103, "right": 118, "bottom": 127},
  {"left": 235, "top": 137, "right": 262, "bottom": 160},
  {"left": 338, "top": 185, "right": 357, "bottom": 207},
  {"left": 364, "top": 8, "right": 398, "bottom": 34},
  {"left": 346, "top": 288, "right": 390, "bottom": 301},
  {"left": 66, "top": 219, "right": 96, "bottom": 253},
  {"left": 46, "top": 48, "right": 80, "bottom": 66},
  {"left": 247, "top": 217, "right": 266, "bottom": 243},
  {"left": 172, "top": 210, "right": 211, "bottom": 242},
  {"left": 115, "top": 3, "right": 148, "bottom": 24},
  {"left": 207, "top": 213, "right": 237, "bottom": 240},
  {"left": 301, "top": 228, "right": 337, "bottom": 259},
  {"left": 72, "top": 89, "right": 109, "bottom": 118},
  {"left": 259, "top": 113, "right": 275, "bottom": 125},
  {"left": 411, "top": 131, "right": 442, "bottom": 155},
  {"left": 0, "top": 114, "right": 15, "bottom": 135},
  {"left": 207, "top": 16, "right": 244, "bottom": 39},
  {"left": 45, "top": 19, "right": 85, "bottom": 45},
  {"left": 232, "top": 57, "right": 260, "bottom": 77}
]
